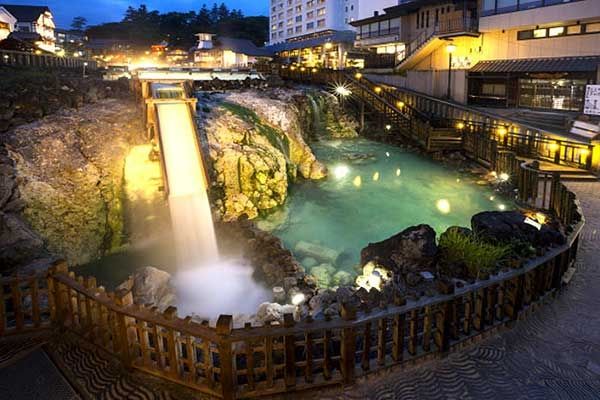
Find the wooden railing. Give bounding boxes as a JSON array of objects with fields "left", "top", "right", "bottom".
[
  {"left": 0, "top": 49, "right": 97, "bottom": 69},
  {"left": 0, "top": 69, "right": 587, "bottom": 400}
]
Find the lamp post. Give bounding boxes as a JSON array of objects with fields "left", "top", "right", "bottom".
[
  {"left": 83, "top": 61, "right": 88, "bottom": 78},
  {"left": 446, "top": 42, "right": 456, "bottom": 100}
]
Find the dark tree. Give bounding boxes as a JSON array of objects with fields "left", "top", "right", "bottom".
[{"left": 70, "top": 16, "right": 87, "bottom": 31}]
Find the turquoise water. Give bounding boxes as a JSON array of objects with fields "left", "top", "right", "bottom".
[{"left": 258, "top": 138, "right": 511, "bottom": 272}]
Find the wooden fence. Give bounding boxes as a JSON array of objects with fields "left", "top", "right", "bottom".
[{"left": 0, "top": 49, "right": 97, "bottom": 70}]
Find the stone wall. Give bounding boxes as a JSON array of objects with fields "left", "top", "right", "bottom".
[{"left": 0, "top": 98, "right": 145, "bottom": 273}]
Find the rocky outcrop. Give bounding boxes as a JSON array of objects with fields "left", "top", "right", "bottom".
[
  {"left": 0, "top": 66, "right": 130, "bottom": 133},
  {"left": 471, "top": 211, "right": 566, "bottom": 248},
  {"left": 297, "top": 91, "right": 359, "bottom": 139},
  {"left": 0, "top": 98, "right": 144, "bottom": 271},
  {"left": 117, "top": 266, "right": 177, "bottom": 312},
  {"left": 360, "top": 224, "right": 438, "bottom": 273}
]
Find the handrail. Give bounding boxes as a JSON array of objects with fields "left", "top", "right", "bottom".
[{"left": 0, "top": 49, "right": 97, "bottom": 69}]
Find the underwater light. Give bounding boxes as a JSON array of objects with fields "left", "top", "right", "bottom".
[
  {"left": 385, "top": 124, "right": 391, "bottom": 130},
  {"left": 353, "top": 176, "right": 362, "bottom": 187},
  {"left": 436, "top": 199, "right": 451, "bottom": 214},
  {"left": 333, "top": 164, "right": 350, "bottom": 179},
  {"left": 498, "top": 204, "right": 506, "bottom": 211},
  {"left": 489, "top": 195, "right": 495, "bottom": 201},
  {"left": 396, "top": 168, "right": 401, "bottom": 176},
  {"left": 373, "top": 171, "right": 380, "bottom": 181},
  {"left": 291, "top": 293, "right": 306, "bottom": 305}
]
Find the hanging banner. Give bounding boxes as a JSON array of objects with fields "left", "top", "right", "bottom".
[{"left": 584, "top": 84, "right": 600, "bottom": 116}]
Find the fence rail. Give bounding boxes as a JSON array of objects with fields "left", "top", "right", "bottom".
[{"left": 0, "top": 49, "right": 97, "bottom": 69}]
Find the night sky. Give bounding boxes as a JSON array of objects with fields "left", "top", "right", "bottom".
[{"left": 4, "top": 0, "right": 269, "bottom": 28}]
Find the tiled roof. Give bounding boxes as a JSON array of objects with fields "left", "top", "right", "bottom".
[{"left": 470, "top": 56, "right": 600, "bottom": 73}]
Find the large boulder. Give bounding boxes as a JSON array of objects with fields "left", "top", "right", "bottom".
[
  {"left": 295, "top": 241, "right": 340, "bottom": 264},
  {"left": 118, "top": 266, "right": 177, "bottom": 312},
  {"left": 360, "top": 224, "right": 438, "bottom": 272},
  {"left": 471, "top": 211, "right": 565, "bottom": 247},
  {"left": 0, "top": 212, "right": 46, "bottom": 270}
]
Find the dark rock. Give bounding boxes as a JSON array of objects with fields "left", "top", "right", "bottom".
[
  {"left": 0, "top": 212, "right": 46, "bottom": 272},
  {"left": 360, "top": 224, "right": 438, "bottom": 272},
  {"left": 471, "top": 211, "right": 566, "bottom": 247}
]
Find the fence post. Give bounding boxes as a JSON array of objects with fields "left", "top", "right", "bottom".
[
  {"left": 340, "top": 303, "right": 357, "bottom": 384},
  {"left": 114, "top": 288, "right": 134, "bottom": 368},
  {"left": 217, "top": 315, "right": 235, "bottom": 400},
  {"left": 283, "top": 313, "right": 296, "bottom": 388}
]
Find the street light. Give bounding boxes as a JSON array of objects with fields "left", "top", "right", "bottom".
[
  {"left": 83, "top": 61, "right": 88, "bottom": 78},
  {"left": 446, "top": 42, "right": 456, "bottom": 100}
]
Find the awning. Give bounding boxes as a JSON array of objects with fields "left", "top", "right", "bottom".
[{"left": 469, "top": 56, "right": 600, "bottom": 73}]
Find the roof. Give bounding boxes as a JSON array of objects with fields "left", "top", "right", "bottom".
[
  {"left": 470, "top": 56, "right": 600, "bottom": 73},
  {"left": 266, "top": 30, "right": 356, "bottom": 53},
  {"left": 0, "top": 4, "right": 50, "bottom": 22},
  {"left": 211, "top": 37, "right": 272, "bottom": 57}
]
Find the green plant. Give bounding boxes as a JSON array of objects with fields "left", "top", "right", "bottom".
[{"left": 438, "top": 230, "right": 510, "bottom": 279}]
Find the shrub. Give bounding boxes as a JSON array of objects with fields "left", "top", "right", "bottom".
[{"left": 438, "top": 229, "right": 510, "bottom": 279}]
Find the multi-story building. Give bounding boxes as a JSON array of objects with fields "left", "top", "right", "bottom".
[
  {"left": 55, "top": 28, "right": 87, "bottom": 57},
  {"left": 350, "top": 0, "right": 600, "bottom": 113},
  {"left": 0, "top": 5, "right": 16, "bottom": 41},
  {"left": 0, "top": 4, "right": 55, "bottom": 52}
]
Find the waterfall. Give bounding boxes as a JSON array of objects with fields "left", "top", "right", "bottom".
[
  {"left": 154, "top": 95, "right": 270, "bottom": 320},
  {"left": 156, "top": 102, "right": 219, "bottom": 268},
  {"left": 306, "top": 92, "right": 323, "bottom": 137}
]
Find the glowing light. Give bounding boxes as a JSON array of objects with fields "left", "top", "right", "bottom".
[
  {"left": 291, "top": 293, "right": 305, "bottom": 305},
  {"left": 535, "top": 212, "right": 547, "bottom": 224},
  {"left": 489, "top": 195, "right": 495, "bottom": 201},
  {"left": 333, "top": 164, "right": 350, "bottom": 179},
  {"left": 354, "top": 72, "right": 362, "bottom": 79},
  {"left": 372, "top": 171, "right": 380, "bottom": 181},
  {"left": 385, "top": 124, "right": 391, "bottom": 130},
  {"left": 456, "top": 122, "right": 465, "bottom": 130},
  {"left": 374, "top": 86, "right": 382, "bottom": 94},
  {"left": 499, "top": 172, "right": 510, "bottom": 182},
  {"left": 548, "top": 142, "right": 559, "bottom": 153},
  {"left": 311, "top": 68, "right": 317, "bottom": 73},
  {"left": 579, "top": 148, "right": 590, "bottom": 156},
  {"left": 396, "top": 168, "right": 401, "bottom": 176},
  {"left": 446, "top": 43, "right": 457, "bottom": 53},
  {"left": 498, "top": 204, "right": 506, "bottom": 211},
  {"left": 436, "top": 199, "right": 451, "bottom": 214},
  {"left": 353, "top": 175, "right": 362, "bottom": 187},
  {"left": 324, "top": 42, "right": 333, "bottom": 50},
  {"left": 456, "top": 178, "right": 461, "bottom": 183},
  {"left": 300, "top": 67, "right": 306, "bottom": 72},
  {"left": 290, "top": 66, "right": 296, "bottom": 71},
  {"left": 497, "top": 127, "right": 507, "bottom": 136},
  {"left": 396, "top": 101, "right": 404, "bottom": 109},
  {"left": 35, "top": 50, "right": 42, "bottom": 55},
  {"left": 385, "top": 152, "right": 390, "bottom": 157},
  {"left": 355, "top": 262, "right": 391, "bottom": 291},
  {"left": 335, "top": 85, "right": 352, "bottom": 97}
]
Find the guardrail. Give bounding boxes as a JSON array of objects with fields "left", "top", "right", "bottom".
[{"left": 0, "top": 49, "right": 97, "bottom": 69}]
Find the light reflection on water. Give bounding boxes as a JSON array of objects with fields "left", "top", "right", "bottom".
[{"left": 258, "top": 138, "right": 513, "bottom": 274}]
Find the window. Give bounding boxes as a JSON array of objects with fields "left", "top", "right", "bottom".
[
  {"left": 416, "top": 12, "right": 419, "bottom": 28},
  {"left": 426, "top": 11, "right": 429, "bottom": 28},
  {"left": 567, "top": 25, "right": 581, "bottom": 35},
  {"left": 517, "top": 30, "right": 533, "bottom": 40},
  {"left": 350, "top": 5, "right": 353, "bottom": 10},
  {"left": 296, "top": 15, "right": 302, "bottom": 22},
  {"left": 548, "top": 26, "right": 564, "bottom": 36},
  {"left": 586, "top": 22, "right": 600, "bottom": 33},
  {"left": 497, "top": 0, "right": 517, "bottom": 12},
  {"left": 533, "top": 28, "right": 547, "bottom": 38},
  {"left": 482, "top": 83, "right": 506, "bottom": 97},
  {"left": 306, "top": 0, "right": 314, "bottom": 6},
  {"left": 317, "top": 18, "right": 325, "bottom": 27},
  {"left": 296, "top": 5, "right": 302, "bottom": 12},
  {"left": 317, "top": 7, "right": 326, "bottom": 16},
  {"left": 271, "top": 24, "right": 278, "bottom": 30},
  {"left": 307, "top": 11, "right": 314, "bottom": 19},
  {"left": 306, "top": 21, "right": 314, "bottom": 29},
  {"left": 287, "top": 27, "right": 293, "bottom": 34},
  {"left": 295, "top": 25, "right": 302, "bottom": 33},
  {"left": 435, "top": 9, "right": 439, "bottom": 24},
  {"left": 345, "top": 6, "right": 348, "bottom": 11}
]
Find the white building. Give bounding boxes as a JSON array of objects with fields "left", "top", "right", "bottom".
[
  {"left": 0, "top": 6, "right": 16, "bottom": 41},
  {"left": 269, "top": 0, "right": 397, "bottom": 45},
  {"left": 0, "top": 4, "right": 55, "bottom": 52}
]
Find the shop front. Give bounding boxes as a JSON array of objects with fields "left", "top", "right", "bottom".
[{"left": 468, "top": 56, "right": 600, "bottom": 112}]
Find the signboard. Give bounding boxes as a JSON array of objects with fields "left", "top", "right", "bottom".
[{"left": 584, "top": 84, "right": 600, "bottom": 116}]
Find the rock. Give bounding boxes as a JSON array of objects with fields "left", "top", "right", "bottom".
[
  {"left": 295, "top": 241, "right": 340, "bottom": 264},
  {"left": 332, "top": 270, "right": 353, "bottom": 286},
  {"left": 122, "top": 266, "right": 176, "bottom": 312},
  {"left": 0, "top": 212, "right": 46, "bottom": 271},
  {"left": 310, "top": 265, "right": 332, "bottom": 288},
  {"left": 471, "top": 211, "right": 566, "bottom": 247},
  {"left": 301, "top": 257, "right": 318, "bottom": 269},
  {"left": 255, "top": 302, "right": 297, "bottom": 324},
  {"left": 360, "top": 224, "right": 438, "bottom": 272},
  {"left": 406, "top": 272, "right": 422, "bottom": 287},
  {"left": 308, "top": 289, "right": 336, "bottom": 316},
  {"left": 323, "top": 303, "right": 341, "bottom": 318}
]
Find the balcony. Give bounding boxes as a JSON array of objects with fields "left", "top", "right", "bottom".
[{"left": 355, "top": 27, "right": 401, "bottom": 47}]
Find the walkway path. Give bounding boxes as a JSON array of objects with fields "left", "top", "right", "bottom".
[{"left": 1, "top": 183, "right": 599, "bottom": 399}]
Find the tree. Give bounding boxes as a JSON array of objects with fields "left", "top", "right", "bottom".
[{"left": 70, "top": 16, "right": 87, "bottom": 31}]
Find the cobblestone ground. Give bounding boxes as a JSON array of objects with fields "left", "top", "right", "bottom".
[{"left": 285, "top": 181, "right": 600, "bottom": 400}]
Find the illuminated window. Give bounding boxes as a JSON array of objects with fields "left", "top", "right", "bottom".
[
  {"left": 548, "top": 26, "right": 564, "bottom": 36},
  {"left": 533, "top": 28, "right": 547, "bottom": 38},
  {"left": 317, "top": 7, "right": 326, "bottom": 16},
  {"left": 586, "top": 22, "right": 600, "bottom": 33},
  {"left": 307, "top": 11, "right": 314, "bottom": 18},
  {"left": 567, "top": 25, "right": 581, "bottom": 35},
  {"left": 317, "top": 19, "right": 325, "bottom": 27}
]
